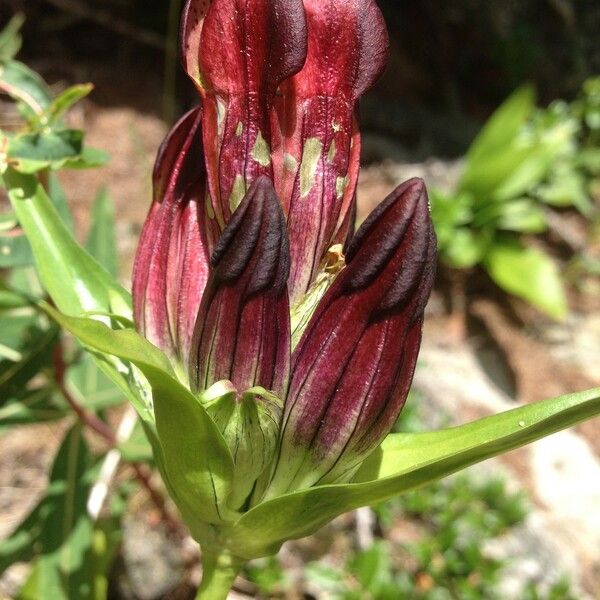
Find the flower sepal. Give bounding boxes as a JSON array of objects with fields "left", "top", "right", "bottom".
[{"left": 201, "top": 381, "right": 283, "bottom": 511}]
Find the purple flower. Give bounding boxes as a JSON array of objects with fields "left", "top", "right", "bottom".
[{"left": 133, "top": 0, "right": 437, "bottom": 501}]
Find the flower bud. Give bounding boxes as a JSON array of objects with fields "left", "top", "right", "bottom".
[
  {"left": 189, "top": 176, "right": 291, "bottom": 399},
  {"left": 202, "top": 382, "right": 283, "bottom": 510},
  {"left": 266, "top": 178, "right": 437, "bottom": 497},
  {"left": 132, "top": 107, "right": 209, "bottom": 375},
  {"left": 182, "top": 0, "right": 307, "bottom": 240},
  {"left": 272, "top": 0, "right": 389, "bottom": 304}
]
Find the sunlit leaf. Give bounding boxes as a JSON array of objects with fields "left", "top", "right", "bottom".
[
  {"left": 3, "top": 168, "right": 131, "bottom": 317},
  {"left": 484, "top": 238, "right": 567, "bottom": 319},
  {"left": 0, "top": 60, "right": 52, "bottom": 116},
  {"left": 228, "top": 388, "right": 600, "bottom": 558},
  {"left": 85, "top": 187, "right": 118, "bottom": 278},
  {"left": 42, "top": 84, "right": 93, "bottom": 125}
]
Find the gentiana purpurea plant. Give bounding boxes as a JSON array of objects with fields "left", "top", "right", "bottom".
[{"left": 1, "top": 2, "right": 599, "bottom": 599}]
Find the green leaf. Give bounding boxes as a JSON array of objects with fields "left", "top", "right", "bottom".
[
  {"left": 43, "top": 307, "right": 237, "bottom": 527},
  {"left": 85, "top": 187, "right": 118, "bottom": 278},
  {"left": 47, "top": 173, "right": 75, "bottom": 233},
  {"left": 350, "top": 542, "right": 393, "bottom": 596},
  {"left": 467, "top": 85, "right": 535, "bottom": 164},
  {"left": 0, "top": 388, "right": 66, "bottom": 432},
  {"left": 7, "top": 129, "right": 84, "bottom": 173},
  {"left": 496, "top": 199, "right": 547, "bottom": 233},
  {"left": 0, "top": 60, "right": 52, "bottom": 116},
  {"left": 60, "top": 147, "right": 109, "bottom": 170},
  {"left": 3, "top": 168, "right": 131, "bottom": 317},
  {"left": 483, "top": 239, "right": 567, "bottom": 319},
  {"left": 42, "top": 84, "right": 93, "bottom": 125},
  {"left": 492, "top": 150, "right": 554, "bottom": 201},
  {"left": 460, "top": 86, "right": 537, "bottom": 198},
  {"left": 118, "top": 420, "right": 154, "bottom": 463},
  {"left": 441, "top": 227, "right": 491, "bottom": 269},
  {"left": 0, "top": 13, "right": 25, "bottom": 61},
  {"left": 227, "top": 388, "right": 600, "bottom": 559},
  {"left": 66, "top": 354, "right": 124, "bottom": 412},
  {"left": 0, "top": 324, "right": 58, "bottom": 394},
  {"left": 0, "top": 226, "right": 34, "bottom": 267}
]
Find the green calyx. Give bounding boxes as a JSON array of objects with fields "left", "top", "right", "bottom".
[{"left": 201, "top": 382, "right": 283, "bottom": 511}]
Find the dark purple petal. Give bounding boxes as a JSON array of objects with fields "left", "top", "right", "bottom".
[
  {"left": 266, "top": 178, "right": 437, "bottom": 496},
  {"left": 189, "top": 177, "right": 291, "bottom": 398},
  {"left": 132, "top": 107, "right": 209, "bottom": 369}
]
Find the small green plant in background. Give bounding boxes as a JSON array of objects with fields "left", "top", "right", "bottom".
[{"left": 431, "top": 80, "right": 600, "bottom": 319}]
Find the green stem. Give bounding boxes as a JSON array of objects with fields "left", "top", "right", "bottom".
[{"left": 196, "top": 549, "right": 244, "bottom": 600}]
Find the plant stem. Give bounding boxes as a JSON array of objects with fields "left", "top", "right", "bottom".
[{"left": 196, "top": 550, "right": 244, "bottom": 600}]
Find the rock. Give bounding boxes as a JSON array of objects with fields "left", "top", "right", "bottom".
[{"left": 412, "top": 325, "right": 600, "bottom": 597}]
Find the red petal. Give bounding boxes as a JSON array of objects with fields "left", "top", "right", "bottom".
[
  {"left": 182, "top": 0, "right": 307, "bottom": 241},
  {"left": 272, "top": 0, "right": 389, "bottom": 304},
  {"left": 132, "top": 107, "right": 210, "bottom": 368},
  {"left": 268, "top": 179, "right": 436, "bottom": 494}
]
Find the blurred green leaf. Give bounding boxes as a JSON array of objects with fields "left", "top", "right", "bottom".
[
  {"left": 350, "top": 542, "right": 393, "bottom": 597},
  {"left": 442, "top": 227, "right": 491, "bottom": 269},
  {"left": 461, "top": 86, "right": 536, "bottom": 196},
  {"left": 492, "top": 150, "right": 554, "bottom": 202},
  {"left": 119, "top": 420, "right": 153, "bottom": 463},
  {"left": 42, "top": 84, "right": 93, "bottom": 126},
  {"left": 47, "top": 173, "right": 75, "bottom": 232},
  {"left": 7, "top": 129, "right": 84, "bottom": 173},
  {"left": 60, "top": 147, "right": 109, "bottom": 170},
  {"left": 230, "top": 387, "right": 600, "bottom": 558},
  {"left": 467, "top": 85, "right": 535, "bottom": 164},
  {"left": 0, "top": 225, "right": 34, "bottom": 267},
  {"left": 86, "top": 187, "right": 118, "bottom": 278},
  {"left": 0, "top": 13, "right": 24, "bottom": 61},
  {"left": 0, "top": 388, "right": 66, "bottom": 432},
  {"left": 0, "top": 324, "right": 58, "bottom": 394},
  {"left": 495, "top": 199, "right": 547, "bottom": 233},
  {"left": 66, "top": 354, "right": 124, "bottom": 412},
  {"left": 0, "top": 60, "right": 52, "bottom": 116},
  {"left": 484, "top": 239, "right": 567, "bottom": 319}
]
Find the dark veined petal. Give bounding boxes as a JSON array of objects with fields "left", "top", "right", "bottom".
[
  {"left": 265, "top": 178, "right": 437, "bottom": 497},
  {"left": 132, "top": 107, "right": 209, "bottom": 373},
  {"left": 189, "top": 176, "right": 291, "bottom": 399},
  {"left": 272, "top": 0, "right": 389, "bottom": 305},
  {"left": 181, "top": 0, "right": 308, "bottom": 244}
]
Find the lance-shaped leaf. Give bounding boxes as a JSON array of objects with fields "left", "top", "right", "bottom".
[
  {"left": 267, "top": 179, "right": 436, "bottom": 498},
  {"left": 182, "top": 0, "right": 307, "bottom": 236},
  {"left": 228, "top": 387, "right": 600, "bottom": 559},
  {"left": 132, "top": 107, "right": 209, "bottom": 373},
  {"left": 43, "top": 306, "right": 238, "bottom": 527},
  {"left": 272, "top": 0, "right": 389, "bottom": 304},
  {"left": 189, "top": 176, "right": 291, "bottom": 399},
  {"left": 3, "top": 168, "right": 130, "bottom": 317}
]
